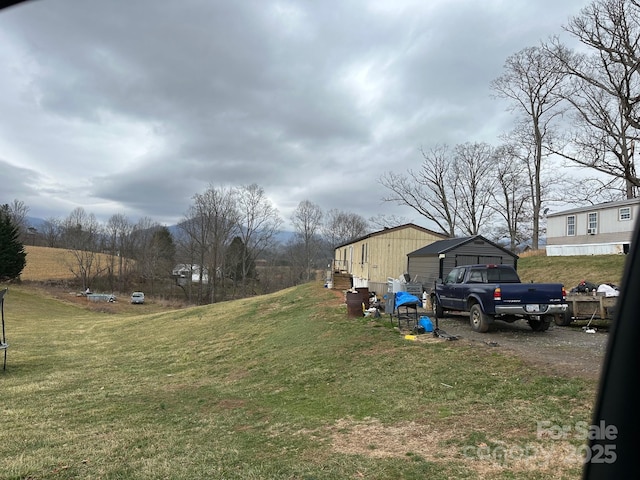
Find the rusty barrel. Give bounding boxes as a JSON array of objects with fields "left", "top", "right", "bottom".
[
  {"left": 346, "top": 291, "right": 364, "bottom": 317},
  {"left": 356, "top": 287, "right": 370, "bottom": 309}
]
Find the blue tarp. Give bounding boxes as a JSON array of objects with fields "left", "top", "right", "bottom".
[{"left": 394, "top": 291, "right": 421, "bottom": 307}]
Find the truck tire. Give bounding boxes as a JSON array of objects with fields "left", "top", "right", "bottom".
[
  {"left": 528, "top": 316, "right": 551, "bottom": 332},
  {"left": 469, "top": 304, "right": 490, "bottom": 333},
  {"left": 431, "top": 296, "right": 444, "bottom": 318},
  {"left": 554, "top": 310, "right": 572, "bottom": 326}
]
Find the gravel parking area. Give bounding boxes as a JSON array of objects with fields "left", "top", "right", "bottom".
[{"left": 406, "top": 310, "right": 610, "bottom": 381}]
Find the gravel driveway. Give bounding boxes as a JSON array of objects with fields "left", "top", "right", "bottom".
[{"left": 415, "top": 311, "right": 610, "bottom": 381}]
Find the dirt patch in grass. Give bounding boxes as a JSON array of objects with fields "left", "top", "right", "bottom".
[
  {"left": 217, "top": 398, "right": 246, "bottom": 410},
  {"left": 327, "top": 417, "right": 584, "bottom": 477},
  {"left": 328, "top": 417, "right": 454, "bottom": 459},
  {"left": 327, "top": 288, "right": 349, "bottom": 304}
]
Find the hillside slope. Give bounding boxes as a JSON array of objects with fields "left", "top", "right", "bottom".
[
  {"left": 518, "top": 254, "right": 626, "bottom": 289},
  {"left": 0, "top": 282, "right": 596, "bottom": 479}
]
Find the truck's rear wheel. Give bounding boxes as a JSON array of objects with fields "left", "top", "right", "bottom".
[
  {"left": 529, "top": 316, "right": 551, "bottom": 332},
  {"left": 469, "top": 304, "right": 490, "bottom": 333},
  {"left": 431, "top": 296, "right": 444, "bottom": 318},
  {"left": 554, "top": 310, "right": 572, "bottom": 326}
]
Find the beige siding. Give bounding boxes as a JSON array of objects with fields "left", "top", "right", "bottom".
[{"left": 334, "top": 225, "right": 447, "bottom": 285}]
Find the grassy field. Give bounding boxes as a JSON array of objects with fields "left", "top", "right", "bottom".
[
  {"left": 517, "top": 253, "right": 626, "bottom": 290},
  {"left": 21, "top": 246, "right": 102, "bottom": 282},
  {"left": 0, "top": 277, "right": 608, "bottom": 479},
  {"left": 1, "top": 249, "right": 627, "bottom": 478}
]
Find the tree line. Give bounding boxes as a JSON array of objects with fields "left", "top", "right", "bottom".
[
  {"left": 1, "top": 185, "right": 377, "bottom": 305},
  {"left": 380, "top": 0, "right": 640, "bottom": 250}
]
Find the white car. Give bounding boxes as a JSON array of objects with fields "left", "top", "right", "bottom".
[{"left": 130, "top": 292, "right": 145, "bottom": 304}]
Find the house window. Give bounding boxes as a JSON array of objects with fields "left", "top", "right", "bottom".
[
  {"left": 619, "top": 207, "right": 631, "bottom": 221},
  {"left": 588, "top": 212, "right": 598, "bottom": 234},
  {"left": 361, "top": 243, "right": 368, "bottom": 264},
  {"left": 567, "top": 215, "right": 576, "bottom": 236}
]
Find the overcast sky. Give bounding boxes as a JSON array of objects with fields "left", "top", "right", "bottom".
[{"left": 0, "top": 0, "right": 590, "bottom": 231}]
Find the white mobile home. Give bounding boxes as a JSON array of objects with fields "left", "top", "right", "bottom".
[{"left": 545, "top": 199, "right": 639, "bottom": 256}]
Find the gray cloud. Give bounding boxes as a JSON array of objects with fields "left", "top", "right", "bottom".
[{"left": 0, "top": 0, "right": 589, "bottom": 229}]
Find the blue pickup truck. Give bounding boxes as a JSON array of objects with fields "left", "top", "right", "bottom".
[{"left": 431, "top": 264, "right": 568, "bottom": 333}]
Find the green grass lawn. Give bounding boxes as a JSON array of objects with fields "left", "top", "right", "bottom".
[
  {"left": 518, "top": 254, "right": 626, "bottom": 288},
  {"left": 1, "top": 282, "right": 598, "bottom": 479}
]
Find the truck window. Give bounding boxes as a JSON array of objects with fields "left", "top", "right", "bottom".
[
  {"left": 456, "top": 268, "right": 466, "bottom": 283},
  {"left": 468, "top": 270, "right": 484, "bottom": 283},
  {"left": 444, "top": 268, "right": 459, "bottom": 284},
  {"left": 486, "top": 268, "right": 520, "bottom": 283}
]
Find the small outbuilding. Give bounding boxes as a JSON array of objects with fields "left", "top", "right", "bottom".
[{"left": 407, "top": 235, "right": 519, "bottom": 291}]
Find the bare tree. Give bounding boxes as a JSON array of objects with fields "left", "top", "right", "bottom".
[
  {"left": 452, "top": 142, "right": 496, "bottom": 235},
  {"left": 379, "top": 144, "right": 458, "bottom": 236},
  {"left": 564, "top": 0, "right": 640, "bottom": 131},
  {"left": 180, "top": 196, "right": 216, "bottom": 303},
  {"left": 324, "top": 209, "right": 370, "bottom": 247},
  {"left": 490, "top": 144, "right": 532, "bottom": 251},
  {"left": 544, "top": 0, "right": 640, "bottom": 198},
  {"left": 60, "top": 207, "right": 106, "bottom": 291},
  {"left": 562, "top": 174, "right": 628, "bottom": 204},
  {"left": 180, "top": 186, "right": 239, "bottom": 304},
  {"left": 235, "top": 184, "right": 282, "bottom": 294},
  {"left": 40, "top": 217, "right": 62, "bottom": 248},
  {"left": 174, "top": 220, "right": 200, "bottom": 302},
  {"left": 131, "top": 217, "right": 165, "bottom": 290},
  {"left": 291, "top": 200, "right": 324, "bottom": 282},
  {"left": 379, "top": 143, "right": 496, "bottom": 236},
  {"left": 491, "top": 46, "right": 567, "bottom": 249},
  {"left": 105, "top": 213, "right": 134, "bottom": 292},
  {"left": 367, "top": 214, "right": 411, "bottom": 231},
  {"left": 136, "top": 224, "right": 176, "bottom": 296},
  {"left": 282, "top": 237, "right": 308, "bottom": 286},
  {"left": 199, "top": 186, "right": 239, "bottom": 302}
]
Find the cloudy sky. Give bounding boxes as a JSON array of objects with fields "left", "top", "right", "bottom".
[{"left": 0, "top": 0, "right": 590, "bottom": 231}]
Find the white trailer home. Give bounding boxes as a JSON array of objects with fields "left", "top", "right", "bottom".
[{"left": 545, "top": 199, "right": 640, "bottom": 256}]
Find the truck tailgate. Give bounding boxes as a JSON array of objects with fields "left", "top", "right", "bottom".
[{"left": 498, "top": 283, "right": 565, "bottom": 304}]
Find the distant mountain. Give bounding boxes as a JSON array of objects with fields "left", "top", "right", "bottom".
[
  {"left": 26, "top": 216, "right": 47, "bottom": 229},
  {"left": 275, "top": 230, "right": 296, "bottom": 244},
  {"left": 26, "top": 216, "right": 296, "bottom": 244},
  {"left": 166, "top": 224, "right": 182, "bottom": 237}
]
